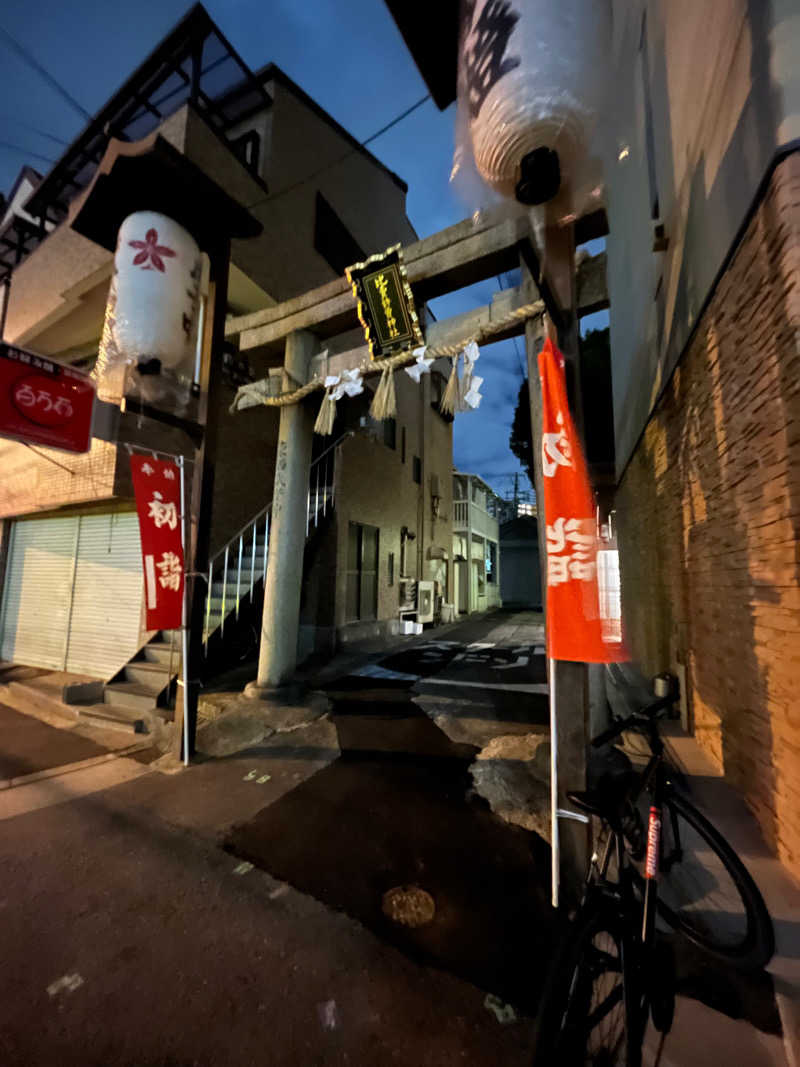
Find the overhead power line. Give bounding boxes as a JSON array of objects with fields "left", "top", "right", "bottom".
[
  {"left": 0, "top": 138, "right": 57, "bottom": 167},
  {"left": 361, "top": 93, "right": 431, "bottom": 146},
  {"left": 0, "top": 23, "right": 91, "bottom": 122},
  {"left": 247, "top": 92, "right": 431, "bottom": 212},
  {"left": 0, "top": 113, "right": 70, "bottom": 147}
]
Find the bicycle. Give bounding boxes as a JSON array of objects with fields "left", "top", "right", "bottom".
[{"left": 530, "top": 693, "right": 775, "bottom": 1065}]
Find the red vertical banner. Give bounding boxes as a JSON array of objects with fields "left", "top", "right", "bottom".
[
  {"left": 130, "top": 454, "right": 184, "bottom": 631},
  {"left": 538, "top": 338, "right": 623, "bottom": 663}
]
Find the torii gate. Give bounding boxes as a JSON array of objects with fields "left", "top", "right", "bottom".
[{"left": 225, "top": 205, "right": 608, "bottom": 881}]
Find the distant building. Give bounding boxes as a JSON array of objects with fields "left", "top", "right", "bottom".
[
  {"left": 499, "top": 516, "right": 541, "bottom": 611},
  {"left": 452, "top": 472, "right": 501, "bottom": 615}
]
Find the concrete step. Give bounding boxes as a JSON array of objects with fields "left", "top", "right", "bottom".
[
  {"left": 103, "top": 682, "right": 160, "bottom": 712},
  {"left": 77, "top": 705, "right": 147, "bottom": 735},
  {"left": 2, "top": 678, "right": 80, "bottom": 725},
  {"left": 124, "top": 661, "right": 173, "bottom": 690},
  {"left": 142, "top": 642, "right": 179, "bottom": 666}
]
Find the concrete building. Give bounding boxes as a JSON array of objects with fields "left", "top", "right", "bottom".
[
  {"left": 0, "top": 6, "right": 445, "bottom": 721},
  {"left": 305, "top": 367, "right": 454, "bottom": 652},
  {"left": 452, "top": 472, "right": 501, "bottom": 615},
  {"left": 499, "top": 516, "right": 541, "bottom": 611}
]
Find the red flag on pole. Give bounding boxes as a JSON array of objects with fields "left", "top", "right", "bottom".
[
  {"left": 538, "top": 338, "right": 623, "bottom": 663},
  {"left": 131, "top": 454, "right": 185, "bottom": 630}
]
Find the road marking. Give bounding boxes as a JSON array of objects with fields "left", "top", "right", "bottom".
[
  {"left": 418, "top": 678, "right": 549, "bottom": 695},
  {"left": 494, "top": 655, "right": 530, "bottom": 670},
  {"left": 233, "top": 861, "right": 253, "bottom": 876},
  {"left": 351, "top": 665, "right": 418, "bottom": 681},
  {"left": 47, "top": 973, "right": 84, "bottom": 997},
  {"left": 317, "top": 999, "right": 339, "bottom": 1030}
]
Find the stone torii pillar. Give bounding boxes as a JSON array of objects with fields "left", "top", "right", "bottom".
[{"left": 246, "top": 329, "right": 317, "bottom": 693}]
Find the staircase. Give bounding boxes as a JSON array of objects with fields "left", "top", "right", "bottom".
[
  {"left": 78, "top": 631, "right": 181, "bottom": 735},
  {"left": 79, "top": 435, "right": 347, "bottom": 736}
]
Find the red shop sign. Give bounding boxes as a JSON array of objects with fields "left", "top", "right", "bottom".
[
  {"left": 130, "top": 454, "right": 184, "bottom": 631},
  {"left": 0, "top": 343, "right": 96, "bottom": 453}
]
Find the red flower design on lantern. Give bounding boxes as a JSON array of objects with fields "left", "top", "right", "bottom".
[{"left": 129, "top": 228, "right": 177, "bottom": 272}]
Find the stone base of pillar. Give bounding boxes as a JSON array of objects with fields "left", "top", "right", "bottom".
[{"left": 243, "top": 681, "right": 284, "bottom": 701}]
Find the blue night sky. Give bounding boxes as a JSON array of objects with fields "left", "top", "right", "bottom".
[{"left": 0, "top": 0, "right": 606, "bottom": 498}]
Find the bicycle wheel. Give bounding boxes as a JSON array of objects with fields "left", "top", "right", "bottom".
[
  {"left": 531, "top": 896, "right": 643, "bottom": 1066},
  {"left": 632, "top": 790, "right": 774, "bottom": 971}
]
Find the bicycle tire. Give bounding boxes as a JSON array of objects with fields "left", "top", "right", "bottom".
[
  {"left": 632, "top": 790, "right": 774, "bottom": 971},
  {"left": 531, "top": 894, "right": 643, "bottom": 1066}
]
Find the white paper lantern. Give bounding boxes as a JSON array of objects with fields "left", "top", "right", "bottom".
[
  {"left": 459, "top": 0, "right": 611, "bottom": 202},
  {"left": 110, "top": 211, "right": 201, "bottom": 371}
]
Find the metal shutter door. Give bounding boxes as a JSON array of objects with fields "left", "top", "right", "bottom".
[
  {"left": 65, "top": 513, "right": 144, "bottom": 678},
  {"left": 0, "top": 517, "right": 79, "bottom": 669}
]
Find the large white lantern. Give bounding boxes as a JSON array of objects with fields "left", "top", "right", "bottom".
[
  {"left": 459, "top": 0, "right": 611, "bottom": 205},
  {"left": 111, "top": 210, "right": 201, "bottom": 371}
]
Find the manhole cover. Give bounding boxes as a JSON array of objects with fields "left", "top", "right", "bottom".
[{"left": 381, "top": 885, "right": 436, "bottom": 927}]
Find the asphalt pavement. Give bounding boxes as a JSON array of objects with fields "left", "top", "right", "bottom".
[{"left": 0, "top": 609, "right": 787, "bottom": 1065}]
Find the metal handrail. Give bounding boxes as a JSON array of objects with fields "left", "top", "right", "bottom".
[
  {"left": 202, "top": 431, "right": 351, "bottom": 650},
  {"left": 208, "top": 431, "right": 352, "bottom": 571}
]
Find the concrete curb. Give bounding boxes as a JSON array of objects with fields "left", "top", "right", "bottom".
[{"left": 0, "top": 741, "right": 153, "bottom": 792}]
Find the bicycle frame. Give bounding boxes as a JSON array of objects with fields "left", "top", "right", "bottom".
[{"left": 585, "top": 714, "right": 677, "bottom": 1043}]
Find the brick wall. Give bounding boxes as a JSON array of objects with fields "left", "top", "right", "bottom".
[{"left": 615, "top": 152, "right": 800, "bottom": 879}]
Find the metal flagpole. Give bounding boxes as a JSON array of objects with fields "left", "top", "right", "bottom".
[
  {"left": 178, "top": 454, "right": 190, "bottom": 767},
  {"left": 550, "top": 655, "right": 559, "bottom": 908}
]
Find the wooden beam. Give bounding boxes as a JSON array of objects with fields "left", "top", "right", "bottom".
[
  {"left": 322, "top": 285, "right": 543, "bottom": 379},
  {"left": 230, "top": 209, "right": 529, "bottom": 352},
  {"left": 233, "top": 252, "right": 607, "bottom": 362}
]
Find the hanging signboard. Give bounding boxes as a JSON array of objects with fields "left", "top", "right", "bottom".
[
  {"left": 0, "top": 343, "right": 95, "bottom": 453},
  {"left": 130, "top": 454, "right": 184, "bottom": 631},
  {"left": 346, "top": 245, "right": 424, "bottom": 360}
]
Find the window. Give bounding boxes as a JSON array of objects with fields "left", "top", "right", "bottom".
[
  {"left": 346, "top": 523, "right": 379, "bottom": 622},
  {"left": 401, "top": 426, "right": 406, "bottom": 463},
  {"left": 486, "top": 542, "right": 497, "bottom": 584},
  {"left": 388, "top": 552, "right": 395, "bottom": 586},
  {"left": 314, "top": 192, "right": 365, "bottom": 276},
  {"left": 230, "top": 129, "right": 261, "bottom": 175},
  {"left": 413, "top": 456, "right": 421, "bottom": 484}
]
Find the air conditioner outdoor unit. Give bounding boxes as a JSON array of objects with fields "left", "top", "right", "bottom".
[{"left": 417, "top": 580, "right": 435, "bottom": 624}]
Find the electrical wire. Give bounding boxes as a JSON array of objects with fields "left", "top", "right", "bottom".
[
  {"left": 361, "top": 93, "right": 431, "bottom": 146},
  {"left": 0, "top": 138, "right": 57, "bottom": 167},
  {"left": 0, "top": 23, "right": 91, "bottom": 121},
  {"left": 0, "top": 113, "right": 70, "bottom": 147},
  {"left": 246, "top": 92, "right": 431, "bottom": 211}
]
